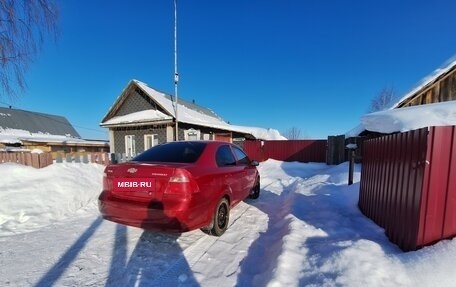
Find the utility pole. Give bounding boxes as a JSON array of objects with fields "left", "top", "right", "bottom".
[{"left": 174, "top": 0, "right": 179, "bottom": 141}]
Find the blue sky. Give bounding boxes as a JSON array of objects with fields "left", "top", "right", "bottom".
[{"left": 2, "top": 0, "right": 456, "bottom": 139}]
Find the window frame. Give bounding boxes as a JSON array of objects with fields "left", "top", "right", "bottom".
[
  {"left": 144, "top": 134, "right": 158, "bottom": 150},
  {"left": 125, "top": 135, "right": 136, "bottom": 157}
]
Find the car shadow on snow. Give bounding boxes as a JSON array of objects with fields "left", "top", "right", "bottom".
[
  {"left": 104, "top": 225, "right": 200, "bottom": 287},
  {"left": 236, "top": 162, "right": 402, "bottom": 286},
  {"left": 104, "top": 201, "right": 200, "bottom": 287}
]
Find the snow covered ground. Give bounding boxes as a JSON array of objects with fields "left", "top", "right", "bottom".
[{"left": 1, "top": 160, "right": 456, "bottom": 287}]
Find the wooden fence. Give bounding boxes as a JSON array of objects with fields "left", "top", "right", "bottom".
[
  {"left": 54, "top": 152, "right": 111, "bottom": 165},
  {"left": 0, "top": 152, "right": 53, "bottom": 169},
  {"left": 0, "top": 152, "right": 111, "bottom": 168}
]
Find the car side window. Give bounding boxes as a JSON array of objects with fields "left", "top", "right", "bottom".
[
  {"left": 232, "top": 146, "right": 250, "bottom": 165},
  {"left": 216, "top": 145, "right": 236, "bottom": 167}
]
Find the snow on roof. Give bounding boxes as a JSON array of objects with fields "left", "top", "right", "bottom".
[
  {"left": 0, "top": 127, "right": 107, "bottom": 145},
  {"left": 345, "top": 124, "right": 366, "bottom": 138},
  {"left": 391, "top": 56, "right": 456, "bottom": 108},
  {"left": 360, "top": 101, "right": 456, "bottom": 134},
  {"left": 103, "top": 80, "right": 286, "bottom": 140},
  {"left": 102, "top": 109, "right": 173, "bottom": 126},
  {"left": 0, "top": 107, "right": 81, "bottom": 138},
  {"left": 346, "top": 56, "right": 456, "bottom": 137}
]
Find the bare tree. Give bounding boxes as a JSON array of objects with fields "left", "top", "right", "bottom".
[
  {"left": 0, "top": 0, "right": 59, "bottom": 99},
  {"left": 283, "top": 126, "right": 302, "bottom": 140},
  {"left": 369, "top": 86, "right": 396, "bottom": 112}
]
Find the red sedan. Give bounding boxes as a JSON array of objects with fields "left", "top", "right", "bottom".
[{"left": 98, "top": 141, "right": 260, "bottom": 236}]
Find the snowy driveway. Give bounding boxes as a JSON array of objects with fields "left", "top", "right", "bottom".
[{"left": 1, "top": 160, "right": 456, "bottom": 286}]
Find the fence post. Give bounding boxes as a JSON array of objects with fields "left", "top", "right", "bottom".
[
  {"left": 348, "top": 150, "right": 355, "bottom": 185},
  {"left": 327, "top": 135, "right": 346, "bottom": 165},
  {"left": 56, "top": 153, "right": 63, "bottom": 163},
  {"left": 109, "top": 153, "right": 116, "bottom": 164}
]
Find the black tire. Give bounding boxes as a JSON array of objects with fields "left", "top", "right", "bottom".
[
  {"left": 249, "top": 177, "right": 260, "bottom": 199},
  {"left": 210, "top": 198, "right": 230, "bottom": 236}
]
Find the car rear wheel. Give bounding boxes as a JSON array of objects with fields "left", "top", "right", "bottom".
[
  {"left": 210, "top": 198, "right": 230, "bottom": 236},
  {"left": 249, "top": 177, "right": 260, "bottom": 199}
]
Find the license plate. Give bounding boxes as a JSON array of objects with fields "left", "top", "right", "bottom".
[{"left": 113, "top": 178, "right": 156, "bottom": 192}]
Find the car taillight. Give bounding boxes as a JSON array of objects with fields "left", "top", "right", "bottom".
[
  {"left": 103, "top": 172, "right": 113, "bottom": 191},
  {"left": 165, "top": 169, "right": 196, "bottom": 194},
  {"left": 169, "top": 176, "right": 190, "bottom": 183}
]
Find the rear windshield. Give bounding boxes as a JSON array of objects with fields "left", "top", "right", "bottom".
[{"left": 132, "top": 142, "right": 207, "bottom": 163}]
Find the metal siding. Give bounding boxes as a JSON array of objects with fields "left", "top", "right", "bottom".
[
  {"left": 418, "top": 126, "right": 456, "bottom": 248},
  {"left": 387, "top": 134, "right": 401, "bottom": 244},
  {"left": 359, "top": 128, "right": 428, "bottom": 251},
  {"left": 360, "top": 126, "right": 456, "bottom": 251},
  {"left": 243, "top": 140, "right": 327, "bottom": 163},
  {"left": 407, "top": 128, "right": 428, "bottom": 250},
  {"left": 243, "top": 141, "right": 263, "bottom": 162},
  {"left": 443, "top": 127, "right": 456, "bottom": 237}
]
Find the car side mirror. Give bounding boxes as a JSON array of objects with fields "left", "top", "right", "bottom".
[{"left": 250, "top": 160, "right": 259, "bottom": 167}]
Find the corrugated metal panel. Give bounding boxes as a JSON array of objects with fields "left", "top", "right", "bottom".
[
  {"left": 358, "top": 128, "right": 428, "bottom": 251},
  {"left": 417, "top": 126, "right": 456, "bottom": 248},
  {"left": 359, "top": 126, "right": 456, "bottom": 251},
  {"left": 243, "top": 140, "right": 327, "bottom": 163}
]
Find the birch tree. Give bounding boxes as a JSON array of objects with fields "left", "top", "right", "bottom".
[{"left": 0, "top": 0, "right": 59, "bottom": 99}]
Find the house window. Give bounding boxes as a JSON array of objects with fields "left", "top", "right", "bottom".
[
  {"left": 144, "top": 134, "right": 158, "bottom": 150},
  {"left": 184, "top": 129, "right": 201, "bottom": 140},
  {"left": 125, "top": 135, "right": 136, "bottom": 157}
]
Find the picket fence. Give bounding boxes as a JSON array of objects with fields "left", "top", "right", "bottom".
[{"left": 0, "top": 152, "right": 112, "bottom": 169}]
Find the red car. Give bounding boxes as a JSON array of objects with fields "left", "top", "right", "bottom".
[{"left": 98, "top": 141, "right": 260, "bottom": 236}]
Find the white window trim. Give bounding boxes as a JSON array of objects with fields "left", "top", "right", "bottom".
[
  {"left": 144, "top": 134, "right": 158, "bottom": 150},
  {"left": 184, "top": 128, "right": 201, "bottom": 140},
  {"left": 125, "top": 135, "right": 136, "bottom": 157}
]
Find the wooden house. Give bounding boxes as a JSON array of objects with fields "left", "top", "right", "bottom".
[
  {"left": 347, "top": 56, "right": 456, "bottom": 137},
  {"left": 0, "top": 107, "right": 109, "bottom": 156},
  {"left": 337, "top": 56, "right": 456, "bottom": 164},
  {"left": 394, "top": 57, "right": 456, "bottom": 108},
  {"left": 100, "top": 80, "right": 285, "bottom": 156}
]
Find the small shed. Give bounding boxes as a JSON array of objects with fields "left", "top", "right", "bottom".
[{"left": 0, "top": 107, "right": 109, "bottom": 156}]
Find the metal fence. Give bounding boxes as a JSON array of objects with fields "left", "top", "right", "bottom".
[
  {"left": 243, "top": 140, "right": 327, "bottom": 163},
  {"left": 359, "top": 126, "right": 456, "bottom": 251}
]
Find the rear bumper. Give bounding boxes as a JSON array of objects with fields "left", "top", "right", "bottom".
[{"left": 98, "top": 191, "right": 209, "bottom": 232}]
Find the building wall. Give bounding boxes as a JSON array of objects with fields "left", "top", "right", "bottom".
[
  {"left": 115, "top": 88, "right": 163, "bottom": 117},
  {"left": 110, "top": 122, "right": 253, "bottom": 155},
  {"left": 112, "top": 124, "right": 168, "bottom": 155}
]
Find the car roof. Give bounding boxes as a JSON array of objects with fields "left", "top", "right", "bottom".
[{"left": 166, "top": 140, "right": 235, "bottom": 145}]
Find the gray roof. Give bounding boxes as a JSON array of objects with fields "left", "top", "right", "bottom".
[
  {"left": 0, "top": 107, "right": 81, "bottom": 138},
  {"left": 163, "top": 93, "right": 222, "bottom": 120}
]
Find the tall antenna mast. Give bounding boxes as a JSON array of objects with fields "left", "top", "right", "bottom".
[{"left": 173, "top": 0, "right": 179, "bottom": 141}]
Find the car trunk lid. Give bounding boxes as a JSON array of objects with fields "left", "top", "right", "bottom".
[{"left": 104, "top": 162, "right": 194, "bottom": 202}]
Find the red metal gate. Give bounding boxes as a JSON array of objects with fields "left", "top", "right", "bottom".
[{"left": 359, "top": 126, "right": 456, "bottom": 251}]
